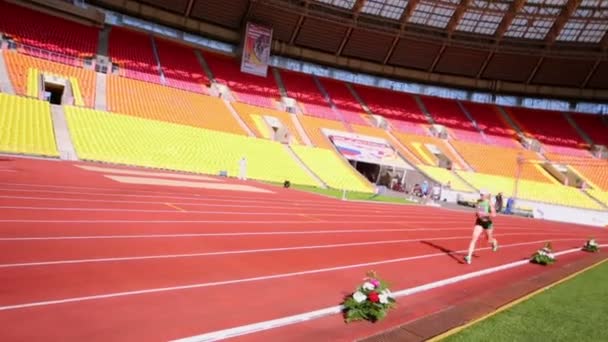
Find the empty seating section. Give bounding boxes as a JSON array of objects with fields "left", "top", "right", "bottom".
[
  {"left": 204, "top": 52, "right": 280, "bottom": 108},
  {"left": 155, "top": 38, "right": 208, "bottom": 93},
  {"left": 320, "top": 78, "right": 369, "bottom": 125},
  {"left": 507, "top": 107, "right": 588, "bottom": 155},
  {"left": 416, "top": 165, "right": 473, "bottom": 192},
  {"left": 108, "top": 27, "right": 160, "bottom": 83},
  {"left": 232, "top": 102, "right": 302, "bottom": 144},
  {"left": 107, "top": 76, "right": 245, "bottom": 135},
  {"left": 0, "top": 1, "right": 98, "bottom": 58},
  {"left": 421, "top": 96, "right": 483, "bottom": 143},
  {"left": 456, "top": 172, "right": 602, "bottom": 210},
  {"left": 354, "top": 85, "right": 428, "bottom": 135},
  {"left": 280, "top": 71, "right": 339, "bottom": 120},
  {"left": 0, "top": 93, "right": 58, "bottom": 156},
  {"left": 291, "top": 145, "right": 372, "bottom": 192},
  {"left": 4, "top": 51, "right": 96, "bottom": 107},
  {"left": 393, "top": 132, "right": 466, "bottom": 169},
  {"left": 460, "top": 102, "right": 519, "bottom": 148},
  {"left": 451, "top": 141, "right": 551, "bottom": 182},
  {"left": 588, "top": 189, "right": 608, "bottom": 206},
  {"left": 571, "top": 113, "right": 608, "bottom": 146},
  {"left": 299, "top": 115, "right": 347, "bottom": 149},
  {"left": 65, "top": 107, "right": 318, "bottom": 185}
]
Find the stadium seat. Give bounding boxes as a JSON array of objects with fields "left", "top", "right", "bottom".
[
  {"left": 451, "top": 141, "right": 554, "bottom": 183},
  {"left": 459, "top": 101, "right": 520, "bottom": 148},
  {"left": 587, "top": 189, "right": 608, "bottom": 207},
  {"left": 571, "top": 113, "right": 608, "bottom": 147},
  {"left": 545, "top": 153, "right": 608, "bottom": 192},
  {"left": 0, "top": 93, "right": 58, "bottom": 156},
  {"left": 155, "top": 37, "right": 209, "bottom": 93},
  {"left": 420, "top": 96, "right": 485, "bottom": 143},
  {"left": 64, "top": 107, "right": 320, "bottom": 185},
  {"left": 4, "top": 51, "right": 96, "bottom": 107},
  {"left": 416, "top": 165, "right": 474, "bottom": 192},
  {"left": 299, "top": 115, "right": 349, "bottom": 149},
  {"left": 108, "top": 26, "right": 161, "bottom": 83},
  {"left": 354, "top": 84, "right": 429, "bottom": 135},
  {"left": 107, "top": 76, "right": 246, "bottom": 135},
  {"left": 319, "top": 78, "right": 370, "bottom": 126},
  {"left": 456, "top": 171, "right": 603, "bottom": 210},
  {"left": 231, "top": 102, "right": 302, "bottom": 144},
  {"left": 203, "top": 52, "right": 281, "bottom": 109},
  {"left": 506, "top": 107, "right": 589, "bottom": 156},
  {"left": 280, "top": 70, "right": 340, "bottom": 121},
  {"left": 0, "top": 1, "right": 98, "bottom": 59},
  {"left": 291, "top": 145, "right": 373, "bottom": 192},
  {"left": 392, "top": 132, "right": 467, "bottom": 170}
]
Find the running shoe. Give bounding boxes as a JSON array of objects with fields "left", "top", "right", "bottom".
[
  {"left": 492, "top": 240, "right": 499, "bottom": 252},
  {"left": 464, "top": 255, "right": 472, "bottom": 265}
]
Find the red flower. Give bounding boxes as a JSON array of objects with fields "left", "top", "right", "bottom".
[{"left": 368, "top": 291, "right": 379, "bottom": 303}]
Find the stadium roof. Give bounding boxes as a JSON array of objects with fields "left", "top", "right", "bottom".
[{"left": 90, "top": 0, "right": 608, "bottom": 96}]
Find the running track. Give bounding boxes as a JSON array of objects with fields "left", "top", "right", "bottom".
[{"left": 0, "top": 157, "right": 606, "bottom": 341}]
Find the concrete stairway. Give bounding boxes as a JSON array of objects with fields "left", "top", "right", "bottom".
[
  {"left": 94, "top": 72, "right": 107, "bottom": 110},
  {"left": 562, "top": 112, "right": 594, "bottom": 146},
  {"left": 0, "top": 52, "right": 15, "bottom": 94},
  {"left": 222, "top": 99, "right": 255, "bottom": 137},
  {"left": 283, "top": 144, "right": 327, "bottom": 188},
  {"left": 149, "top": 35, "right": 166, "bottom": 84},
  {"left": 97, "top": 25, "right": 110, "bottom": 57},
  {"left": 50, "top": 105, "right": 78, "bottom": 160}
]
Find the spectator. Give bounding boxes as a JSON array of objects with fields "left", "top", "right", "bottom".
[
  {"left": 431, "top": 183, "right": 441, "bottom": 200},
  {"left": 495, "top": 192, "right": 504, "bottom": 213},
  {"left": 239, "top": 157, "right": 247, "bottom": 180},
  {"left": 421, "top": 180, "right": 429, "bottom": 196}
]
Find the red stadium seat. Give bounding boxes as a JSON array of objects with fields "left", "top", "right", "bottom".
[{"left": 108, "top": 26, "right": 161, "bottom": 84}]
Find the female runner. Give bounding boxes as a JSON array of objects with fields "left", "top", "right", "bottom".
[{"left": 464, "top": 190, "right": 498, "bottom": 265}]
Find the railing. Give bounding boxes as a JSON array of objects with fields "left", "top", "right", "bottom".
[{"left": 10, "top": 41, "right": 91, "bottom": 68}]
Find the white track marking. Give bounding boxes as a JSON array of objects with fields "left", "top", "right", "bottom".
[
  {"left": 0, "top": 233, "right": 576, "bottom": 268},
  {"left": 0, "top": 227, "right": 560, "bottom": 241},
  {"left": 171, "top": 244, "right": 608, "bottom": 342},
  {"left": 0, "top": 218, "right": 469, "bottom": 224},
  {"left": 0, "top": 239, "right": 582, "bottom": 312}
]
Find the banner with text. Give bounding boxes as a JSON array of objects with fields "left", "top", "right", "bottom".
[{"left": 240, "top": 22, "right": 272, "bottom": 77}]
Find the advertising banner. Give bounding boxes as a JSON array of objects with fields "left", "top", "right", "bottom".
[{"left": 240, "top": 22, "right": 272, "bottom": 77}]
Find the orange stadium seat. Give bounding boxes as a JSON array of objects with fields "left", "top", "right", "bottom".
[
  {"left": 451, "top": 141, "right": 554, "bottom": 182},
  {"left": 231, "top": 102, "right": 303, "bottom": 144},
  {"left": 107, "top": 76, "right": 245, "bottom": 135},
  {"left": 545, "top": 153, "right": 608, "bottom": 192},
  {"left": 299, "top": 115, "right": 348, "bottom": 149},
  {"left": 3, "top": 50, "right": 96, "bottom": 107},
  {"left": 392, "top": 132, "right": 467, "bottom": 170}
]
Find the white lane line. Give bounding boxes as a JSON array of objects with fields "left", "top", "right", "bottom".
[
  {"left": 170, "top": 244, "right": 608, "bottom": 342},
  {"left": 0, "top": 239, "right": 582, "bottom": 312},
  {"left": 0, "top": 227, "right": 552, "bottom": 241},
  {"left": 0, "top": 219, "right": 466, "bottom": 224},
  {"left": 0, "top": 233, "right": 574, "bottom": 268}
]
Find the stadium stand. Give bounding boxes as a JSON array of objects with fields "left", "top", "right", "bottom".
[
  {"left": 545, "top": 153, "right": 608, "bottom": 192},
  {"left": 506, "top": 106, "right": 590, "bottom": 156},
  {"left": 588, "top": 189, "right": 608, "bottom": 206},
  {"left": 3, "top": 50, "right": 96, "bottom": 107},
  {"left": 451, "top": 141, "right": 553, "bottom": 182},
  {"left": 319, "top": 78, "right": 370, "bottom": 126},
  {"left": 0, "top": 1, "right": 98, "bottom": 59},
  {"left": 420, "top": 96, "right": 484, "bottom": 143},
  {"left": 456, "top": 171, "right": 603, "bottom": 210},
  {"left": 299, "top": 115, "right": 348, "bottom": 149},
  {"left": 416, "top": 165, "right": 473, "bottom": 192},
  {"left": 108, "top": 26, "right": 161, "bottom": 83},
  {"left": 291, "top": 145, "right": 373, "bottom": 192},
  {"left": 106, "top": 76, "right": 245, "bottom": 135},
  {"left": 392, "top": 132, "right": 467, "bottom": 169},
  {"left": 155, "top": 37, "right": 209, "bottom": 93},
  {"left": 0, "top": 93, "right": 58, "bottom": 157},
  {"left": 459, "top": 101, "right": 520, "bottom": 148},
  {"left": 231, "top": 102, "right": 302, "bottom": 144},
  {"left": 203, "top": 52, "right": 280, "bottom": 109},
  {"left": 280, "top": 70, "right": 340, "bottom": 121},
  {"left": 571, "top": 113, "right": 608, "bottom": 147},
  {"left": 353, "top": 85, "right": 429, "bottom": 135},
  {"left": 65, "top": 106, "right": 319, "bottom": 185}
]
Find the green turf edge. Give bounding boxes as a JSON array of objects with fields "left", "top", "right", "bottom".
[
  {"left": 441, "top": 259, "right": 608, "bottom": 342},
  {"left": 262, "top": 182, "right": 415, "bottom": 205}
]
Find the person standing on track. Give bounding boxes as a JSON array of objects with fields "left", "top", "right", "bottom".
[{"left": 464, "top": 190, "right": 498, "bottom": 265}]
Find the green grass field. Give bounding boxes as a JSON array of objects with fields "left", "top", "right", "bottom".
[
  {"left": 443, "top": 259, "right": 608, "bottom": 341},
  {"left": 266, "top": 182, "right": 414, "bottom": 204}
]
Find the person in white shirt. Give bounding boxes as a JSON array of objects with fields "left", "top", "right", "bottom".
[{"left": 239, "top": 157, "right": 247, "bottom": 180}]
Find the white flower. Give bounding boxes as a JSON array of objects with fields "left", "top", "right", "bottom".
[
  {"left": 353, "top": 291, "right": 366, "bottom": 303},
  {"left": 538, "top": 250, "right": 547, "bottom": 256},
  {"left": 589, "top": 240, "right": 597, "bottom": 246},
  {"left": 381, "top": 289, "right": 394, "bottom": 298},
  {"left": 548, "top": 253, "right": 555, "bottom": 259},
  {"left": 362, "top": 282, "right": 375, "bottom": 291},
  {"left": 378, "top": 293, "right": 389, "bottom": 304}
]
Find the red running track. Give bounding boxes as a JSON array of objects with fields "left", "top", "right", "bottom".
[{"left": 0, "top": 157, "right": 606, "bottom": 341}]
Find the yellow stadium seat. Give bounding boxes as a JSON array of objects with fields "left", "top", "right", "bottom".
[
  {"left": 64, "top": 106, "right": 320, "bottom": 185},
  {"left": 417, "top": 165, "right": 474, "bottom": 192},
  {"left": 456, "top": 171, "right": 603, "bottom": 210},
  {"left": 231, "top": 102, "right": 303, "bottom": 144},
  {"left": 107, "top": 76, "right": 246, "bottom": 135},
  {"left": 291, "top": 145, "right": 373, "bottom": 192},
  {"left": 587, "top": 189, "right": 608, "bottom": 206},
  {"left": 0, "top": 93, "right": 58, "bottom": 156}
]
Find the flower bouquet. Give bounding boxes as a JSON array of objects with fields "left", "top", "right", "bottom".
[
  {"left": 342, "top": 271, "right": 396, "bottom": 323},
  {"left": 531, "top": 242, "right": 556, "bottom": 265},
  {"left": 583, "top": 238, "right": 599, "bottom": 253}
]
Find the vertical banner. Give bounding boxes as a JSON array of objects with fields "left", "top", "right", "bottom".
[{"left": 240, "top": 22, "right": 273, "bottom": 77}]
